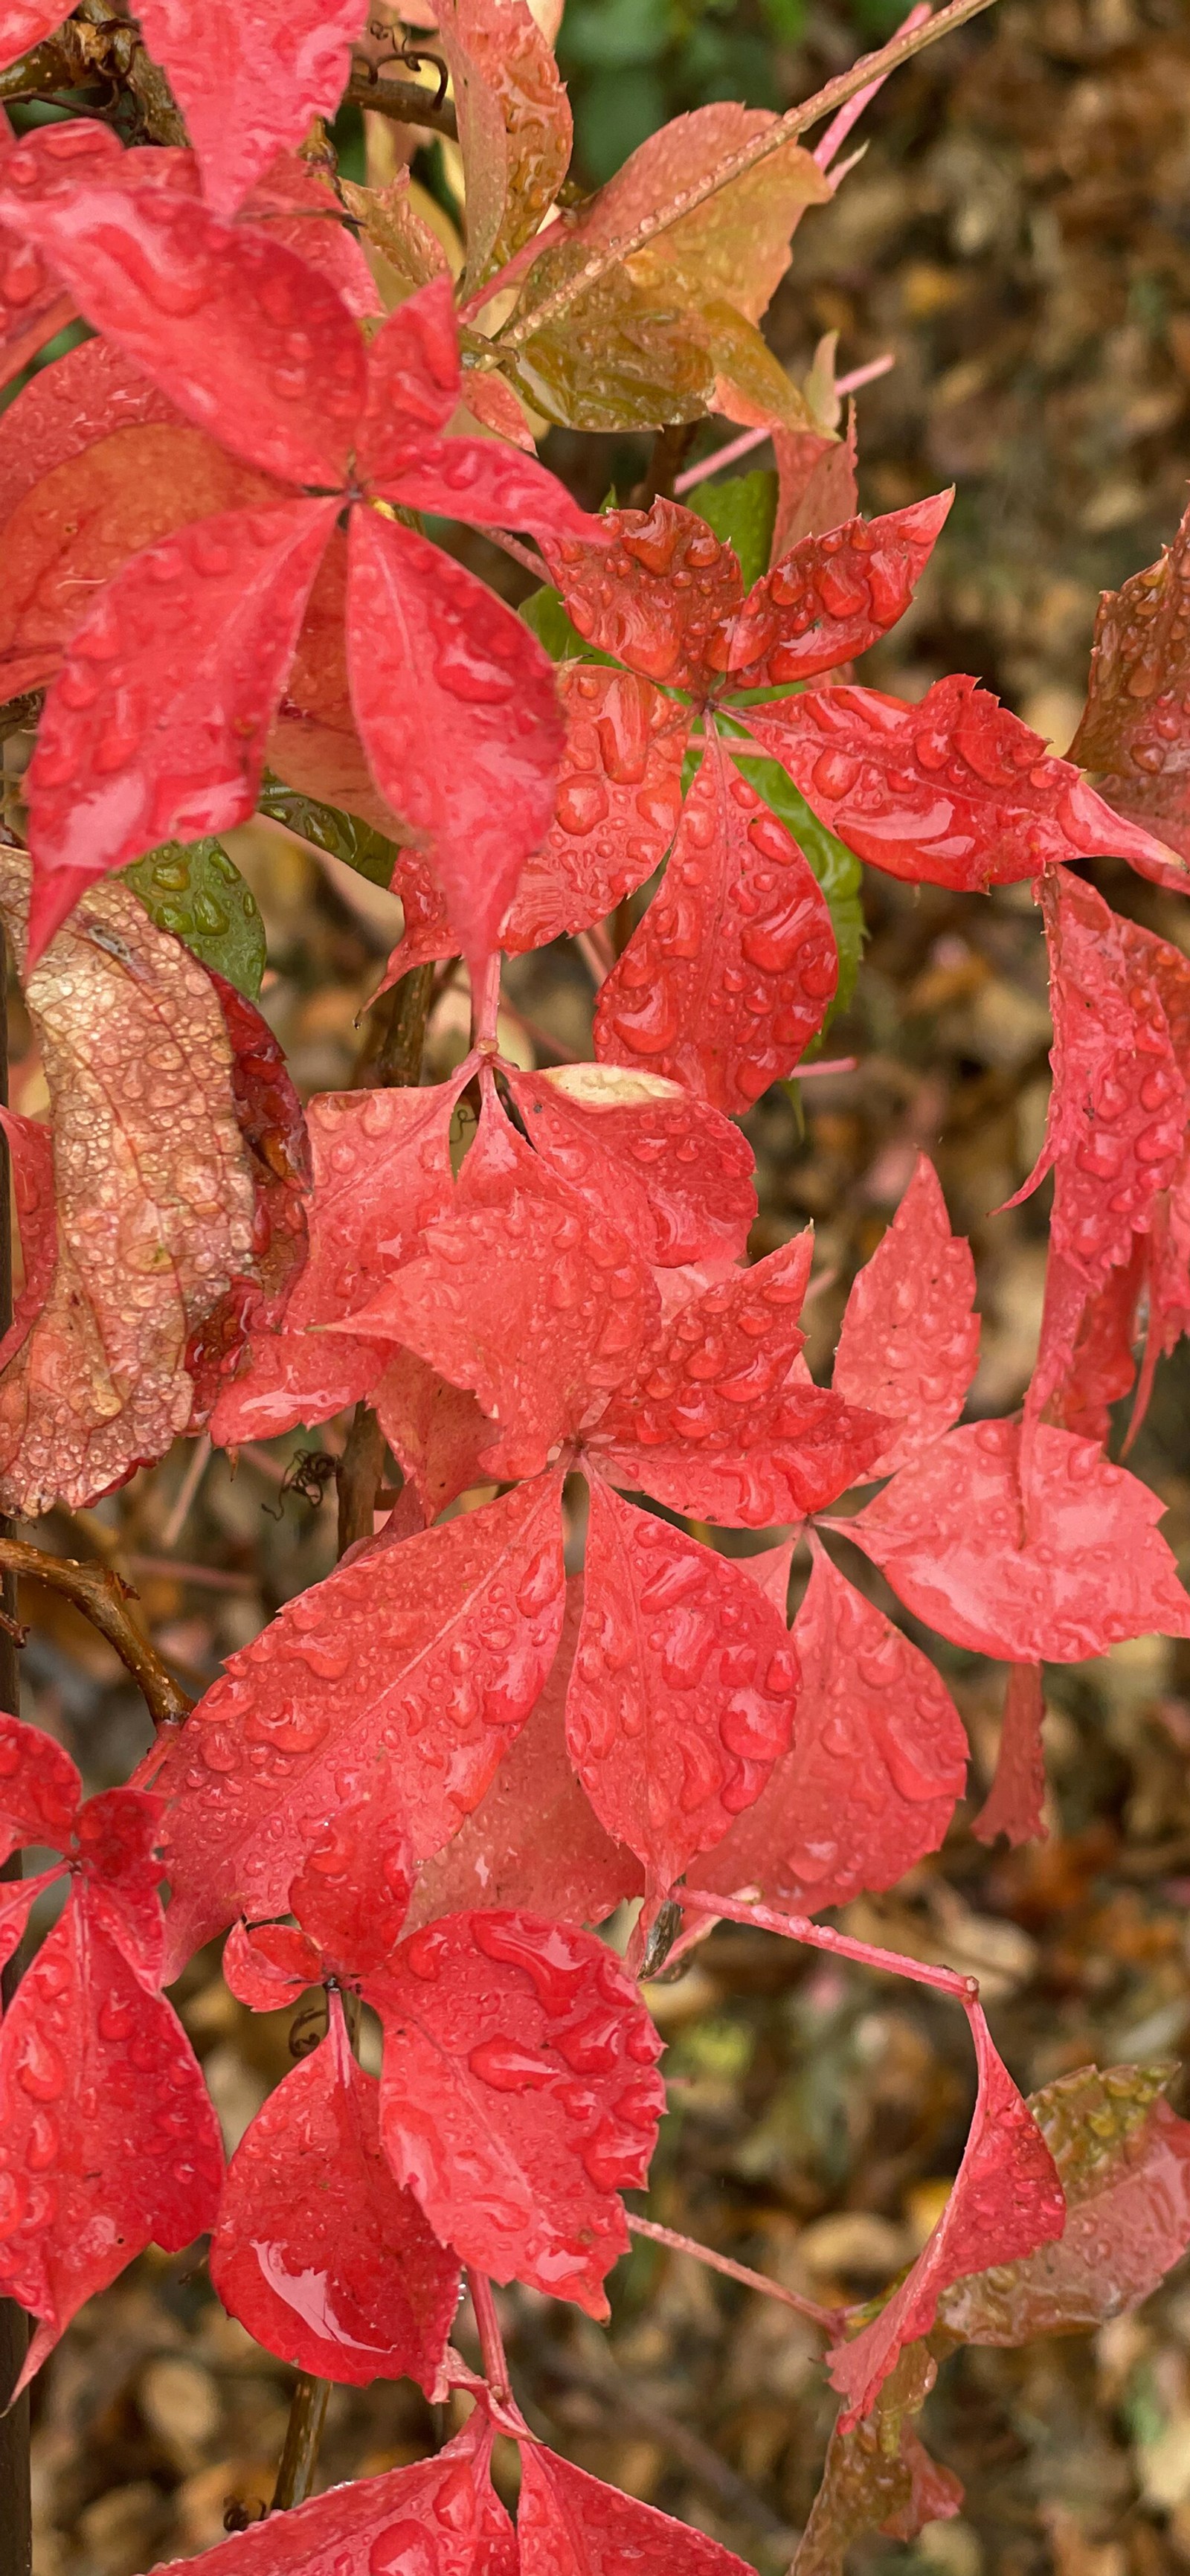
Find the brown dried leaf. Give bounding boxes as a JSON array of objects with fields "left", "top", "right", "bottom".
[
  {"left": 1070, "top": 497, "right": 1190, "bottom": 861},
  {"left": 794, "top": 2345, "right": 962, "bottom": 2576},
  {"left": 0, "top": 852, "right": 258, "bottom": 1514}
]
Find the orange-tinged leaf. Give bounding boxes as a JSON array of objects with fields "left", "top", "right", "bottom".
[
  {"left": 436, "top": 0, "right": 571, "bottom": 286},
  {"left": 698, "top": 1538, "right": 967, "bottom": 1909},
  {"left": 567, "top": 1475, "right": 801, "bottom": 1900},
  {"left": 834, "top": 1421, "right": 1190, "bottom": 1662},
  {"left": 744, "top": 675, "right": 1186, "bottom": 890},
  {"left": 346, "top": 1085, "right": 658, "bottom": 1483},
  {"left": 0, "top": 419, "right": 286, "bottom": 705},
  {"left": 771, "top": 417, "right": 858, "bottom": 561},
  {"left": 346, "top": 508, "right": 565, "bottom": 977},
  {"left": 971, "top": 1664, "right": 1047, "bottom": 1849},
  {"left": 937, "top": 2062, "right": 1190, "bottom": 2345},
  {"left": 590, "top": 1235, "right": 887, "bottom": 1526},
  {"left": 0, "top": 1108, "right": 54, "bottom": 1375},
  {"left": 407, "top": 1581, "right": 644, "bottom": 1931},
  {"left": 828, "top": 2000, "right": 1065, "bottom": 2426},
  {"left": 209, "top": 1994, "right": 459, "bottom": 2389},
  {"left": 26, "top": 499, "right": 338, "bottom": 955},
  {"left": 0, "top": 853, "right": 257, "bottom": 1515},
  {"left": 832, "top": 1154, "right": 979, "bottom": 1474},
  {"left": 0, "top": 334, "right": 181, "bottom": 527},
  {"left": 368, "top": 1907, "right": 663, "bottom": 2316},
  {"left": 158, "top": 1475, "right": 567, "bottom": 1975},
  {"left": 1070, "top": 495, "right": 1190, "bottom": 869},
  {"left": 506, "top": 1061, "right": 756, "bottom": 1273},
  {"left": 560, "top": 101, "right": 831, "bottom": 327},
  {"left": 594, "top": 730, "right": 839, "bottom": 1111}
]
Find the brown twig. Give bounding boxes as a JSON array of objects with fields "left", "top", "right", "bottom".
[
  {"left": 370, "top": 963, "right": 437, "bottom": 1089},
  {"left": 342, "top": 71, "right": 457, "bottom": 141},
  {"left": 0, "top": 1536, "right": 191, "bottom": 1728},
  {"left": 271, "top": 2375, "right": 330, "bottom": 2513},
  {"left": 494, "top": 0, "right": 1002, "bottom": 359}
]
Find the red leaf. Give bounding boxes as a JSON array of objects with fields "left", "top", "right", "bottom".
[
  {"left": 743, "top": 675, "right": 1184, "bottom": 889},
  {"left": 358, "top": 276, "right": 461, "bottom": 449},
  {"left": 518, "top": 2444, "right": 755, "bottom": 2576},
  {"left": 346, "top": 508, "right": 566, "bottom": 975},
  {"left": 543, "top": 498, "right": 744, "bottom": 693},
  {"left": 368, "top": 1906, "right": 663, "bottom": 2316},
  {"left": 594, "top": 731, "right": 839, "bottom": 1111},
  {"left": 129, "top": 2421, "right": 515, "bottom": 2576},
  {"left": 73, "top": 1785, "right": 169, "bottom": 1987},
  {"left": 697, "top": 1538, "right": 968, "bottom": 1910},
  {"left": 0, "top": 1, "right": 71, "bottom": 73},
  {"left": 407, "top": 1581, "right": 645, "bottom": 1932},
  {"left": 372, "top": 1350, "right": 492, "bottom": 1524},
  {"left": 506, "top": 1062, "right": 756, "bottom": 1273},
  {"left": 436, "top": 0, "right": 572, "bottom": 286},
  {"left": 1011, "top": 872, "right": 1186, "bottom": 1293},
  {"left": 375, "top": 431, "right": 589, "bottom": 539},
  {"left": 971, "top": 1664, "right": 1047, "bottom": 1849},
  {"left": 1069, "top": 495, "right": 1190, "bottom": 870},
  {"left": 133, "top": 0, "right": 370, "bottom": 218},
  {"left": 26, "top": 500, "right": 338, "bottom": 957},
  {"left": 827, "top": 2000, "right": 1065, "bottom": 2426},
  {"left": 567, "top": 1475, "right": 800, "bottom": 1898},
  {"left": 222, "top": 1918, "right": 323, "bottom": 2011},
  {"left": 1029, "top": 1243, "right": 1147, "bottom": 1446},
  {"left": 0, "top": 130, "right": 367, "bottom": 484},
  {"left": 588, "top": 1236, "right": 888, "bottom": 1526},
  {"left": 0, "top": 1884, "right": 222, "bottom": 2389},
  {"left": 158, "top": 1475, "right": 566, "bottom": 1973},
  {"left": 186, "top": 976, "right": 312, "bottom": 1419},
  {"left": 210, "top": 1991, "right": 459, "bottom": 2388},
  {"left": 289, "top": 1773, "right": 414, "bottom": 1977},
  {"left": 0, "top": 854, "right": 260, "bottom": 1515},
  {"left": 0, "top": 332, "right": 180, "bottom": 528},
  {"left": 833, "top": 1422, "right": 1190, "bottom": 1663},
  {"left": 211, "top": 1072, "right": 463, "bottom": 1445},
  {"left": 832, "top": 1154, "right": 979, "bottom": 1474},
  {"left": 0, "top": 1707, "right": 79, "bottom": 1863},
  {"left": 268, "top": 524, "right": 405, "bottom": 837},
  {"left": 771, "top": 415, "right": 858, "bottom": 560},
  {"left": 0, "top": 1109, "right": 55, "bottom": 1374},
  {"left": 385, "top": 667, "right": 690, "bottom": 976},
  {"left": 710, "top": 493, "right": 952, "bottom": 690},
  {"left": 939, "top": 2063, "right": 1190, "bottom": 2345},
  {"left": 0, "top": 1869, "right": 62, "bottom": 1982},
  {"left": 347, "top": 1084, "right": 658, "bottom": 1482}
]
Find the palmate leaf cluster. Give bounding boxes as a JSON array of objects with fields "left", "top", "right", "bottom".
[{"left": 1, "top": 3, "right": 1190, "bottom": 2570}]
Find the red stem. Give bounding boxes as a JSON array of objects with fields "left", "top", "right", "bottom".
[
  {"left": 467, "top": 2270, "right": 512, "bottom": 2404},
  {"left": 626, "top": 2214, "right": 845, "bottom": 2334},
  {"left": 680, "top": 1888, "right": 978, "bottom": 2003}
]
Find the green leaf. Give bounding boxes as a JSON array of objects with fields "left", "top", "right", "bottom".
[
  {"left": 520, "top": 585, "right": 591, "bottom": 661},
  {"left": 684, "top": 466, "right": 777, "bottom": 589},
  {"left": 120, "top": 841, "right": 266, "bottom": 999},
  {"left": 256, "top": 777, "right": 400, "bottom": 890}
]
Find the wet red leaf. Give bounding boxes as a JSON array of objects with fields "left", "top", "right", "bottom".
[
  {"left": 0, "top": 1707, "right": 80, "bottom": 1862},
  {"left": 567, "top": 1474, "right": 800, "bottom": 1899},
  {"left": 506, "top": 1062, "right": 756, "bottom": 1274},
  {"left": 1070, "top": 495, "right": 1190, "bottom": 870},
  {"left": 346, "top": 1083, "right": 658, "bottom": 1482},
  {"left": 832, "top": 1153, "right": 979, "bottom": 1474},
  {"left": 134, "top": 0, "right": 370, "bottom": 218},
  {"left": 368, "top": 1906, "right": 663, "bottom": 2316},
  {"left": 210, "top": 1991, "right": 459, "bottom": 2389},
  {"left": 827, "top": 2000, "right": 1065, "bottom": 2425},
  {"left": 698, "top": 1537, "right": 967, "bottom": 1909},
  {"left": 407, "top": 1581, "right": 644, "bottom": 1932},
  {"left": 543, "top": 498, "right": 745, "bottom": 693},
  {"left": 288, "top": 1772, "right": 414, "bottom": 1979},
  {"left": 0, "top": 1108, "right": 54, "bottom": 1375},
  {"left": 771, "top": 415, "right": 858, "bottom": 560},
  {"left": 589, "top": 1234, "right": 887, "bottom": 1525},
  {"left": 743, "top": 675, "right": 1184, "bottom": 890},
  {"left": 373, "top": 1351, "right": 493, "bottom": 1526},
  {"left": 158, "top": 1474, "right": 567, "bottom": 1973},
  {"left": 517, "top": 2443, "right": 756, "bottom": 2576},
  {"left": 141, "top": 2421, "right": 515, "bottom": 2576},
  {"left": 594, "top": 729, "right": 839, "bottom": 1111},
  {"left": 971, "top": 1664, "right": 1047, "bottom": 1849},
  {"left": 834, "top": 1420, "right": 1190, "bottom": 1662},
  {"left": 437, "top": 0, "right": 572, "bottom": 286},
  {"left": 710, "top": 492, "right": 952, "bottom": 689}
]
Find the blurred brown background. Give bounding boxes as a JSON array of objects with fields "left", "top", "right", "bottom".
[{"left": 12, "top": 4, "right": 1190, "bottom": 2574}]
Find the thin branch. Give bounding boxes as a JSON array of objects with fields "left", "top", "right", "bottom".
[
  {"left": 0, "top": 1535, "right": 191, "bottom": 1728},
  {"left": 271, "top": 2376, "right": 330, "bottom": 2513},
  {"left": 680, "top": 1887, "right": 978, "bottom": 2004},
  {"left": 161, "top": 1433, "right": 211, "bottom": 1552},
  {"left": 626, "top": 2213, "right": 844, "bottom": 2334},
  {"left": 494, "top": 0, "right": 1002, "bottom": 360},
  {"left": 342, "top": 71, "right": 457, "bottom": 141}
]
